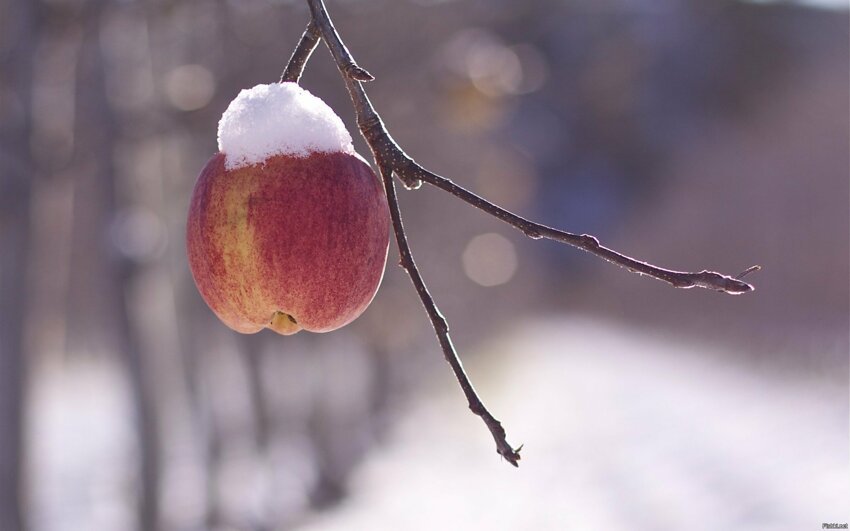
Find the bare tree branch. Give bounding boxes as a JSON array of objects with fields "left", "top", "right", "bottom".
[
  {"left": 296, "top": 3, "right": 758, "bottom": 295},
  {"left": 284, "top": 0, "right": 758, "bottom": 466}
]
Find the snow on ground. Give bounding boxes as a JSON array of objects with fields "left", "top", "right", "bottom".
[
  {"left": 28, "top": 357, "right": 137, "bottom": 531},
  {"left": 302, "top": 316, "right": 849, "bottom": 531}
]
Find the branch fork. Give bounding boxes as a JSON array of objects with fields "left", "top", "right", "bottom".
[{"left": 280, "top": 0, "right": 758, "bottom": 467}]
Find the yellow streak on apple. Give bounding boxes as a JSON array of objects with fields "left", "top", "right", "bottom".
[{"left": 216, "top": 173, "right": 303, "bottom": 334}]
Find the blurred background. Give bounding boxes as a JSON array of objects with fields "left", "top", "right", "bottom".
[{"left": 1, "top": 0, "right": 847, "bottom": 530}]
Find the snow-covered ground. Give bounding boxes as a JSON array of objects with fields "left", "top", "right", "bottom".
[
  {"left": 26, "top": 316, "right": 847, "bottom": 530},
  {"left": 303, "top": 317, "right": 848, "bottom": 531}
]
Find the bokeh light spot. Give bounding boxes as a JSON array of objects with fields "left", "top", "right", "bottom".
[
  {"left": 164, "top": 64, "right": 215, "bottom": 111},
  {"left": 462, "top": 233, "right": 518, "bottom": 287}
]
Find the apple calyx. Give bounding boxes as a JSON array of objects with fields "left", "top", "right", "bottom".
[{"left": 269, "top": 311, "right": 301, "bottom": 335}]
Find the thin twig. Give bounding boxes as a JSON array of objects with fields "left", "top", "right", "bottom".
[
  {"left": 305, "top": 1, "right": 374, "bottom": 82},
  {"left": 378, "top": 159, "right": 521, "bottom": 466},
  {"left": 280, "top": 21, "right": 320, "bottom": 83},
  {"left": 403, "top": 163, "right": 757, "bottom": 293},
  {"left": 286, "top": 0, "right": 758, "bottom": 466}
]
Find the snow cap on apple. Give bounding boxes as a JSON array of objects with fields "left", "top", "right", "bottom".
[
  {"left": 187, "top": 82, "right": 390, "bottom": 335},
  {"left": 217, "top": 83, "right": 356, "bottom": 169}
]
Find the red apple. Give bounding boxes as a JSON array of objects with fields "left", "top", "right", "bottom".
[{"left": 187, "top": 150, "right": 390, "bottom": 335}]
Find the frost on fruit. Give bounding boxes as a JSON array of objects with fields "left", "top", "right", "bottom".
[{"left": 217, "top": 82, "right": 355, "bottom": 170}]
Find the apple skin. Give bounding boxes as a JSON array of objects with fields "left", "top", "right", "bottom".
[{"left": 187, "top": 151, "right": 390, "bottom": 335}]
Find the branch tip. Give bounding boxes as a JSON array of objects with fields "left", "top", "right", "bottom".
[
  {"left": 500, "top": 443, "right": 522, "bottom": 467},
  {"left": 735, "top": 264, "right": 762, "bottom": 280},
  {"left": 345, "top": 63, "right": 374, "bottom": 81}
]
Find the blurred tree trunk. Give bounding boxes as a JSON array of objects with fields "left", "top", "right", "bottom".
[
  {"left": 73, "top": 7, "right": 161, "bottom": 530},
  {"left": 177, "top": 321, "right": 224, "bottom": 529},
  {"left": 241, "top": 335, "right": 272, "bottom": 450},
  {"left": 0, "top": 111, "right": 32, "bottom": 531},
  {"left": 0, "top": 171, "right": 31, "bottom": 531},
  {"left": 0, "top": 0, "right": 36, "bottom": 528}
]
